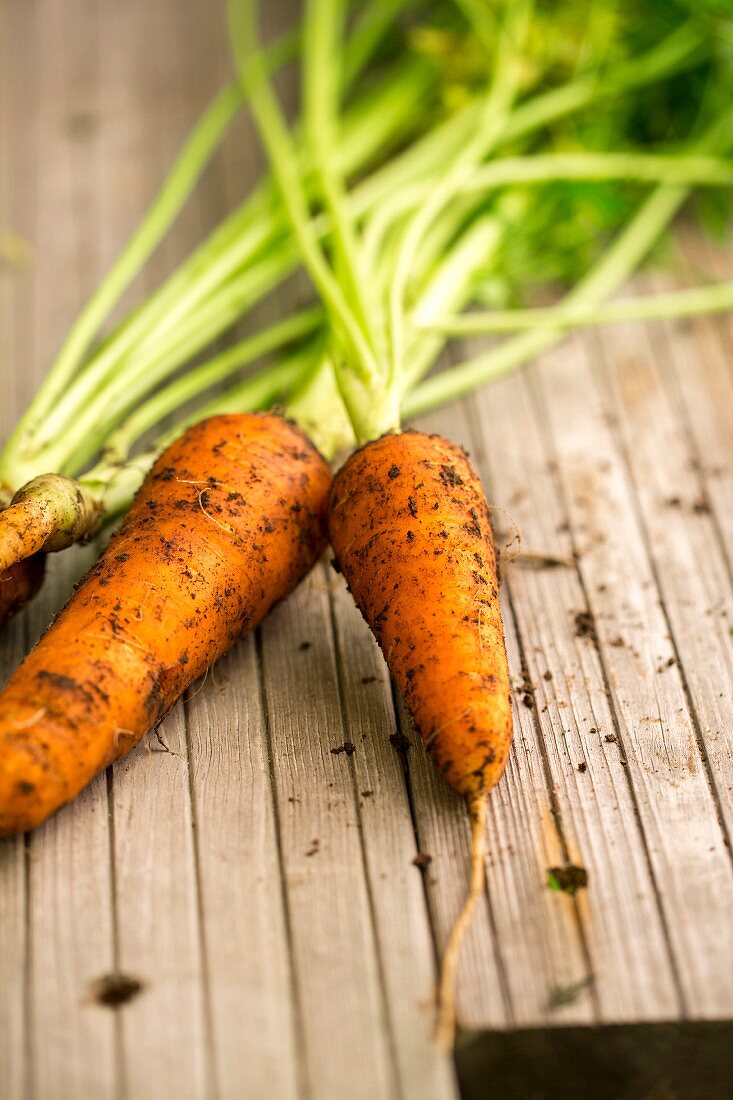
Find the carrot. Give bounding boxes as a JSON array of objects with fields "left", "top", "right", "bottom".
[
  {"left": 0, "top": 485, "right": 47, "bottom": 627},
  {"left": 0, "top": 555, "right": 46, "bottom": 629},
  {"left": 329, "top": 429, "right": 511, "bottom": 1046},
  {"left": 0, "top": 412, "right": 331, "bottom": 836}
]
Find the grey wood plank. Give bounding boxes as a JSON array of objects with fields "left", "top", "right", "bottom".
[
  {"left": 0, "top": 0, "right": 34, "bottom": 1090},
  {"left": 112, "top": 705, "right": 209, "bottom": 1100},
  {"left": 2, "top": 2, "right": 121, "bottom": 1097},
  {"left": 660, "top": 231, "right": 733, "bottom": 569},
  {"left": 166, "top": 5, "right": 302, "bottom": 1088},
  {"left": 185, "top": 637, "right": 300, "bottom": 1100},
  {"left": 532, "top": 330, "right": 733, "bottom": 1017},
  {"left": 105, "top": 2, "right": 224, "bottom": 1096},
  {"left": 586, "top": 308, "right": 733, "bottom": 841},
  {"left": 0, "top": 837, "right": 24, "bottom": 1100},
  {"left": 259, "top": 566, "right": 399, "bottom": 1100},
  {"left": 411, "top": 399, "right": 595, "bottom": 1030},
  {"left": 329, "top": 574, "right": 460, "bottom": 1100},
  {"left": 459, "top": 362, "right": 683, "bottom": 1023}
]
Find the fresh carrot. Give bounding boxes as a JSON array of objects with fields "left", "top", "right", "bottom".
[
  {"left": 328, "top": 429, "right": 511, "bottom": 1045},
  {"left": 330, "top": 431, "right": 510, "bottom": 796},
  {"left": 0, "top": 412, "right": 331, "bottom": 836},
  {"left": 0, "top": 485, "right": 47, "bottom": 627},
  {"left": 0, "top": 555, "right": 46, "bottom": 629}
]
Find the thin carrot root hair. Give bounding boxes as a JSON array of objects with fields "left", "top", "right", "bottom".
[{"left": 436, "top": 792, "right": 489, "bottom": 1051}]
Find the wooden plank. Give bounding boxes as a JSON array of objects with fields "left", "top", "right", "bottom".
[
  {"left": 459, "top": 359, "right": 682, "bottom": 1023},
  {"left": 585, "top": 309, "right": 733, "bottom": 841},
  {"left": 0, "top": 835, "right": 24, "bottom": 1100},
  {"left": 531, "top": 330, "right": 733, "bottom": 1017},
  {"left": 111, "top": 705, "right": 209, "bottom": 1100},
  {"left": 185, "top": 638, "right": 300, "bottom": 1100},
  {"left": 104, "top": 2, "right": 227, "bottom": 1097},
  {"left": 1, "top": 3, "right": 120, "bottom": 1097},
  {"left": 329, "top": 574, "right": 460, "bottom": 1099},
  {"left": 0, "top": 1, "right": 32, "bottom": 1091},
  {"left": 259, "top": 567, "right": 399, "bottom": 1100},
  {"left": 411, "top": 399, "right": 595, "bottom": 1030},
  {"left": 659, "top": 232, "right": 733, "bottom": 567}
]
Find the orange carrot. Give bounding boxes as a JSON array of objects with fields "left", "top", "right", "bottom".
[
  {"left": 0, "top": 412, "right": 331, "bottom": 836},
  {"left": 329, "top": 429, "right": 512, "bottom": 1046},
  {"left": 0, "top": 555, "right": 46, "bottom": 629}
]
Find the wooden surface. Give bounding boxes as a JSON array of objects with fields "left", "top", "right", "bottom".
[{"left": 1, "top": 1, "right": 732, "bottom": 1097}]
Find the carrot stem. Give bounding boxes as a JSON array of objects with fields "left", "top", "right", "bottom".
[{"left": 420, "top": 279, "right": 733, "bottom": 336}]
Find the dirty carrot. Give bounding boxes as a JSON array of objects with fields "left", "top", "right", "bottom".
[
  {"left": 330, "top": 432, "right": 510, "bottom": 796},
  {"left": 0, "top": 486, "right": 47, "bottom": 628},
  {"left": 328, "top": 430, "right": 511, "bottom": 1045},
  {"left": 0, "top": 413, "right": 331, "bottom": 836},
  {"left": 0, "top": 556, "right": 46, "bottom": 630}
]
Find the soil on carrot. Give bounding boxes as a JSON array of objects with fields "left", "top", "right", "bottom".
[
  {"left": 305, "top": 838, "right": 320, "bottom": 857},
  {"left": 547, "top": 864, "right": 589, "bottom": 895},
  {"left": 89, "top": 973, "right": 144, "bottom": 1008}
]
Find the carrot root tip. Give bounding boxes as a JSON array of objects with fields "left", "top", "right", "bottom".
[{"left": 435, "top": 793, "right": 489, "bottom": 1052}]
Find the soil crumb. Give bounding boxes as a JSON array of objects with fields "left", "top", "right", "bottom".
[
  {"left": 412, "top": 852, "right": 433, "bottom": 870},
  {"left": 389, "top": 732, "right": 411, "bottom": 756},
  {"left": 89, "top": 973, "right": 144, "bottom": 1008},
  {"left": 305, "top": 838, "right": 320, "bottom": 857},
  {"left": 331, "top": 742, "right": 356, "bottom": 756},
  {"left": 574, "top": 610, "right": 597, "bottom": 641}
]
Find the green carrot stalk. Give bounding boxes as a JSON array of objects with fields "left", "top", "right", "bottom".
[{"left": 418, "top": 280, "right": 733, "bottom": 336}]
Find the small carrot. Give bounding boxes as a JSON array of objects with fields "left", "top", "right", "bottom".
[
  {"left": 0, "top": 485, "right": 47, "bottom": 627},
  {"left": 0, "top": 412, "right": 331, "bottom": 836},
  {"left": 0, "top": 555, "right": 46, "bottom": 629},
  {"left": 329, "top": 429, "right": 512, "bottom": 1046}
]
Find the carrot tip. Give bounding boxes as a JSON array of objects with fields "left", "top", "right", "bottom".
[{"left": 435, "top": 792, "right": 489, "bottom": 1052}]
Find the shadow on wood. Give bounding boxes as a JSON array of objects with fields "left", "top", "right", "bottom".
[{"left": 456, "top": 1020, "right": 733, "bottom": 1100}]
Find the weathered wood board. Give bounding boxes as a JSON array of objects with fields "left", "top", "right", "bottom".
[{"left": 1, "top": 1, "right": 731, "bottom": 1097}]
